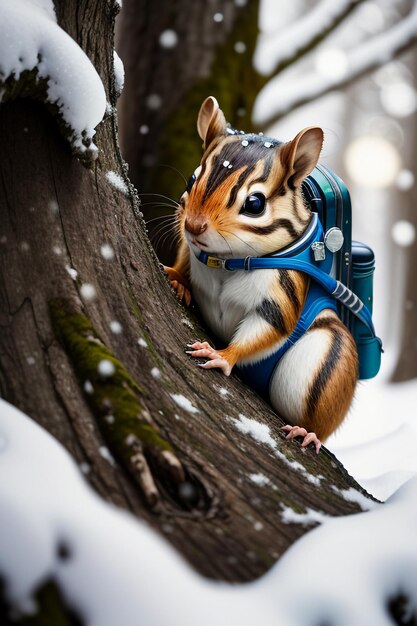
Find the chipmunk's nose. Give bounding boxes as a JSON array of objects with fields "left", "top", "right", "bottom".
[{"left": 184, "top": 216, "right": 208, "bottom": 236}]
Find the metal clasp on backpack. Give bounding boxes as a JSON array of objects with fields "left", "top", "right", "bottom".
[{"left": 311, "top": 241, "right": 326, "bottom": 262}]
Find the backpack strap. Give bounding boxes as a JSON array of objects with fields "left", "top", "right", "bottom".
[
  {"left": 199, "top": 252, "right": 380, "bottom": 345},
  {"left": 236, "top": 281, "right": 337, "bottom": 399}
]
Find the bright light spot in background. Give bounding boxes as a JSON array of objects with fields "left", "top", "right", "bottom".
[
  {"left": 344, "top": 136, "right": 401, "bottom": 188},
  {"left": 373, "top": 61, "right": 413, "bottom": 89},
  {"left": 368, "top": 116, "right": 403, "bottom": 147},
  {"left": 391, "top": 220, "right": 415, "bottom": 247},
  {"left": 380, "top": 82, "right": 417, "bottom": 118},
  {"left": 355, "top": 1, "right": 385, "bottom": 34},
  {"left": 213, "top": 12, "right": 224, "bottom": 23},
  {"left": 158, "top": 29, "right": 178, "bottom": 49},
  {"left": 314, "top": 48, "right": 348, "bottom": 80},
  {"left": 396, "top": 169, "right": 415, "bottom": 191}
]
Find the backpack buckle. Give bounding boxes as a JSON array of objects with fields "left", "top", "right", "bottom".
[
  {"left": 206, "top": 256, "right": 226, "bottom": 269},
  {"left": 311, "top": 241, "right": 326, "bottom": 262}
]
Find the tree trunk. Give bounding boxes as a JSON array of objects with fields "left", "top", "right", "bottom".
[
  {"left": 391, "top": 210, "right": 417, "bottom": 381},
  {"left": 116, "top": 0, "right": 264, "bottom": 263},
  {"left": 0, "top": 0, "right": 376, "bottom": 616},
  {"left": 391, "top": 62, "right": 417, "bottom": 382}
]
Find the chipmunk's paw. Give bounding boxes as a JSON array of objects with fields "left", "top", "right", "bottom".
[
  {"left": 186, "top": 341, "right": 232, "bottom": 376},
  {"left": 163, "top": 266, "right": 192, "bottom": 306},
  {"left": 281, "top": 425, "right": 322, "bottom": 454}
]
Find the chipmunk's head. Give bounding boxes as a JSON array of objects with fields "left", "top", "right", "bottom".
[{"left": 178, "top": 96, "right": 323, "bottom": 258}]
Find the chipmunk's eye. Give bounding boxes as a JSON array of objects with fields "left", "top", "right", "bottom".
[
  {"left": 240, "top": 193, "right": 266, "bottom": 217},
  {"left": 186, "top": 174, "right": 196, "bottom": 194}
]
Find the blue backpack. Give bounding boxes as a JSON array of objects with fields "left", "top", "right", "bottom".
[
  {"left": 198, "top": 164, "right": 383, "bottom": 389},
  {"left": 302, "top": 164, "right": 382, "bottom": 380}
]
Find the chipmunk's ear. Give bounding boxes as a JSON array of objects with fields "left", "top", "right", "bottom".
[
  {"left": 280, "top": 127, "right": 324, "bottom": 188},
  {"left": 197, "top": 96, "right": 227, "bottom": 149}
]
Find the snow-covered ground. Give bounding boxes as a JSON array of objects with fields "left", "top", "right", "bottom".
[
  {"left": 328, "top": 374, "right": 417, "bottom": 501},
  {"left": 2, "top": 398, "right": 417, "bottom": 626}
]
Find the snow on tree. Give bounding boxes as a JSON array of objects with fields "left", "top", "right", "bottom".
[{"left": 0, "top": 0, "right": 106, "bottom": 159}]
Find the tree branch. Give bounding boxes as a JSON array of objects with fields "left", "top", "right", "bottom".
[
  {"left": 254, "top": 3, "right": 417, "bottom": 128},
  {"left": 254, "top": 0, "right": 364, "bottom": 77}
]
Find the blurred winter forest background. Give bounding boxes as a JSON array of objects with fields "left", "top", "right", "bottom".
[{"left": 116, "top": 0, "right": 417, "bottom": 499}]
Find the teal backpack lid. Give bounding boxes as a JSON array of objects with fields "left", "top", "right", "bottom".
[{"left": 303, "top": 167, "right": 382, "bottom": 380}]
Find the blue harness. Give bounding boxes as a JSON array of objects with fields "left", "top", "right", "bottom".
[{"left": 197, "top": 213, "right": 382, "bottom": 399}]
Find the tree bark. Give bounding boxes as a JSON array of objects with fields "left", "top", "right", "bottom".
[
  {"left": 116, "top": 0, "right": 264, "bottom": 263},
  {"left": 0, "top": 1, "right": 376, "bottom": 618},
  {"left": 391, "top": 145, "right": 417, "bottom": 380}
]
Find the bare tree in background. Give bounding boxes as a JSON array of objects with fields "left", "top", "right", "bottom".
[{"left": 392, "top": 140, "right": 417, "bottom": 381}]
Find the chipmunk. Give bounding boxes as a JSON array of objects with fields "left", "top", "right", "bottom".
[{"left": 164, "top": 96, "right": 358, "bottom": 453}]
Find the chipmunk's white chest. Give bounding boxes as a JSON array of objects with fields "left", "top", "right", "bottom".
[{"left": 189, "top": 254, "right": 275, "bottom": 343}]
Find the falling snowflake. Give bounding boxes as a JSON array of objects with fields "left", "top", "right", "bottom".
[
  {"left": 151, "top": 367, "right": 161, "bottom": 379},
  {"left": 234, "top": 42, "right": 246, "bottom": 54},
  {"left": 110, "top": 320, "right": 123, "bottom": 334},
  {"left": 80, "top": 283, "right": 96, "bottom": 301},
  {"left": 66, "top": 265, "right": 78, "bottom": 280},
  {"left": 396, "top": 169, "right": 415, "bottom": 191},
  {"left": 391, "top": 220, "right": 415, "bottom": 247},
  {"left": 98, "top": 359, "right": 116, "bottom": 377},
  {"left": 159, "top": 29, "right": 178, "bottom": 49},
  {"left": 100, "top": 244, "right": 114, "bottom": 260},
  {"left": 146, "top": 94, "right": 162, "bottom": 110}
]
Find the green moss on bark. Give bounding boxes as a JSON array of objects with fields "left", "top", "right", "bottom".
[{"left": 50, "top": 301, "right": 174, "bottom": 473}]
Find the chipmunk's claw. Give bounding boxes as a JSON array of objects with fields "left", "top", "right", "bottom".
[
  {"left": 186, "top": 341, "right": 232, "bottom": 376},
  {"left": 163, "top": 266, "right": 192, "bottom": 306},
  {"left": 281, "top": 425, "right": 322, "bottom": 454}
]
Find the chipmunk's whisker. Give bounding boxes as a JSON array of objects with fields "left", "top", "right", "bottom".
[
  {"left": 218, "top": 233, "right": 234, "bottom": 257},
  {"left": 155, "top": 163, "right": 188, "bottom": 186},
  {"left": 139, "top": 192, "right": 178, "bottom": 208},
  {"left": 145, "top": 213, "right": 177, "bottom": 225},
  {"left": 221, "top": 230, "right": 260, "bottom": 255}
]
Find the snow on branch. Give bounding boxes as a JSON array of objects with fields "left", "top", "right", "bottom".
[
  {"left": 254, "top": 3, "right": 417, "bottom": 127},
  {"left": 1, "top": 397, "right": 417, "bottom": 625},
  {"left": 0, "top": 0, "right": 106, "bottom": 160},
  {"left": 254, "top": 0, "right": 363, "bottom": 77}
]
